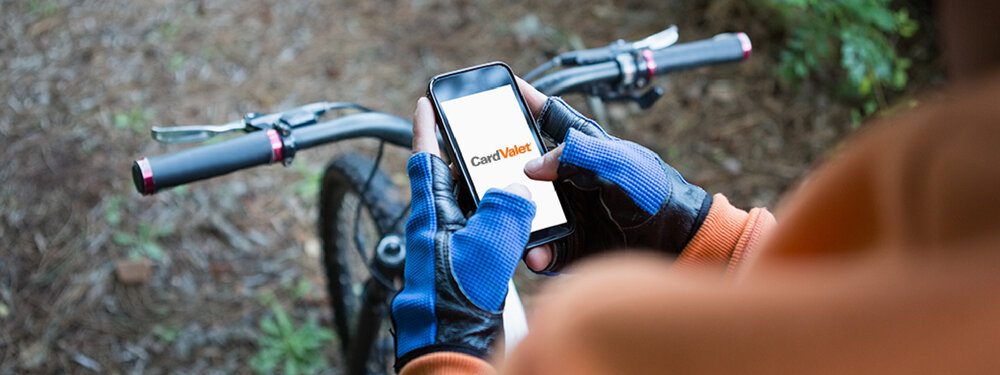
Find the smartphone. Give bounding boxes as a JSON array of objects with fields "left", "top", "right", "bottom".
[{"left": 427, "top": 62, "right": 574, "bottom": 248}]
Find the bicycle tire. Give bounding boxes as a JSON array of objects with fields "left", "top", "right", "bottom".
[{"left": 319, "top": 152, "right": 405, "bottom": 375}]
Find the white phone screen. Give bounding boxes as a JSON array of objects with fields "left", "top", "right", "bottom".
[{"left": 440, "top": 85, "right": 567, "bottom": 232}]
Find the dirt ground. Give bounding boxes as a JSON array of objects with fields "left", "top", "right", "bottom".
[{"left": 1, "top": 0, "right": 942, "bottom": 373}]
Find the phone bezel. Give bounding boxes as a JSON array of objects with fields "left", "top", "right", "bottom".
[{"left": 427, "top": 61, "right": 574, "bottom": 248}]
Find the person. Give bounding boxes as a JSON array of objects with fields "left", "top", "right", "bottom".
[{"left": 390, "top": 2, "right": 1000, "bottom": 373}]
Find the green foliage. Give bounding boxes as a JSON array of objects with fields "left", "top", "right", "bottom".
[
  {"left": 280, "top": 277, "right": 314, "bottom": 300},
  {"left": 113, "top": 106, "right": 156, "bottom": 133},
  {"left": 250, "top": 304, "right": 335, "bottom": 375},
  {"left": 293, "top": 278, "right": 312, "bottom": 300},
  {"left": 152, "top": 324, "right": 180, "bottom": 344},
  {"left": 168, "top": 53, "right": 187, "bottom": 72},
  {"left": 104, "top": 196, "right": 123, "bottom": 227},
  {"left": 771, "top": 0, "right": 918, "bottom": 117},
  {"left": 113, "top": 223, "right": 174, "bottom": 261},
  {"left": 27, "top": 0, "right": 58, "bottom": 17},
  {"left": 156, "top": 21, "right": 180, "bottom": 40},
  {"left": 105, "top": 195, "right": 173, "bottom": 261},
  {"left": 289, "top": 163, "right": 322, "bottom": 199}
]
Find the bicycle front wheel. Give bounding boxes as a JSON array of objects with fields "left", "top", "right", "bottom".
[{"left": 319, "top": 152, "right": 405, "bottom": 375}]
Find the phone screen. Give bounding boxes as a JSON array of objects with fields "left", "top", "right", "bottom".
[{"left": 439, "top": 84, "right": 568, "bottom": 232}]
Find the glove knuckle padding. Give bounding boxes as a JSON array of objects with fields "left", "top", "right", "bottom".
[
  {"left": 537, "top": 96, "right": 613, "bottom": 142},
  {"left": 393, "top": 153, "right": 537, "bottom": 369},
  {"left": 560, "top": 128, "right": 669, "bottom": 216}
]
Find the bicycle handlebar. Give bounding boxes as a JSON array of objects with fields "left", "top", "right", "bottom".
[
  {"left": 652, "top": 32, "right": 750, "bottom": 75},
  {"left": 132, "top": 31, "right": 751, "bottom": 195},
  {"left": 133, "top": 112, "right": 412, "bottom": 195},
  {"left": 533, "top": 32, "right": 750, "bottom": 95}
]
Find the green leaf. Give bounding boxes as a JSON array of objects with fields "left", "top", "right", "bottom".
[
  {"left": 257, "top": 291, "right": 277, "bottom": 306},
  {"left": 154, "top": 223, "right": 176, "bottom": 238},
  {"left": 128, "top": 248, "right": 145, "bottom": 260},
  {"left": 857, "top": 76, "right": 872, "bottom": 96},
  {"left": 289, "top": 334, "right": 306, "bottom": 358},
  {"left": 285, "top": 357, "right": 300, "bottom": 375},
  {"left": 105, "top": 197, "right": 122, "bottom": 227},
  {"left": 250, "top": 349, "right": 280, "bottom": 374},
  {"left": 167, "top": 53, "right": 186, "bottom": 72},
  {"left": 868, "top": 8, "right": 896, "bottom": 31},
  {"left": 793, "top": 61, "right": 808, "bottom": 78},
  {"left": 895, "top": 9, "right": 918, "bottom": 37},
  {"left": 152, "top": 324, "right": 180, "bottom": 343},
  {"left": 863, "top": 100, "right": 878, "bottom": 115},
  {"left": 261, "top": 316, "right": 280, "bottom": 336},
  {"left": 138, "top": 224, "right": 151, "bottom": 240},
  {"left": 113, "top": 113, "right": 131, "bottom": 129},
  {"left": 851, "top": 109, "right": 863, "bottom": 128},
  {"left": 171, "top": 185, "right": 189, "bottom": 197},
  {"left": 892, "top": 69, "right": 908, "bottom": 89},
  {"left": 273, "top": 305, "right": 294, "bottom": 335},
  {"left": 142, "top": 242, "right": 164, "bottom": 261},
  {"left": 113, "top": 232, "right": 135, "bottom": 246},
  {"left": 294, "top": 278, "right": 311, "bottom": 299}
]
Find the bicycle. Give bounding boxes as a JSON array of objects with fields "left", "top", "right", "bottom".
[{"left": 130, "top": 26, "right": 751, "bottom": 375}]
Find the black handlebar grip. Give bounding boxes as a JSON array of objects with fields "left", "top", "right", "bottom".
[
  {"left": 650, "top": 32, "right": 751, "bottom": 76},
  {"left": 132, "top": 129, "right": 285, "bottom": 195}
]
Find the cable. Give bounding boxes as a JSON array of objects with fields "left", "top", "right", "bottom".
[
  {"left": 353, "top": 140, "right": 396, "bottom": 290},
  {"left": 523, "top": 57, "right": 559, "bottom": 82},
  {"left": 324, "top": 102, "right": 374, "bottom": 113}
]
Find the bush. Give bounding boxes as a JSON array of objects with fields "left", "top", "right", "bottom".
[{"left": 770, "top": 0, "right": 918, "bottom": 117}]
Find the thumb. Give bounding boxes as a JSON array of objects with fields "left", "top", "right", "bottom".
[
  {"left": 501, "top": 182, "right": 532, "bottom": 200},
  {"left": 523, "top": 143, "right": 564, "bottom": 181},
  {"left": 412, "top": 97, "right": 441, "bottom": 156},
  {"left": 450, "top": 186, "right": 536, "bottom": 310}
]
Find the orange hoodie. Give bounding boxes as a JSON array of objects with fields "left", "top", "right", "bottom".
[{"left": 401, "top": 71, "right": 1000, "bottom": 375}]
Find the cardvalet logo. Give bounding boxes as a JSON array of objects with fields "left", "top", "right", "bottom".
[{"left": 470, "top": 142, "right": 533, "bottom": 167}]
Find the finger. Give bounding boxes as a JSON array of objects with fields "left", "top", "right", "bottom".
[
  {"left": 523, "top": 143, "right": 564, "bottom": 181},
  {"left": 515, "top": 76, "right": 547, "bottom": 118},
  {"left": 524, "top": 245, "right": 553, "bottom": 272},
  {"left": 412, "top": 97, "right": 440, "bottom": 157},
  {"left": 450, "top": 162, "right": 460, "bottom": 180},
  {"left": 501, "top": 183, "right": 532, "bottom": 200},
  {"left": 472, "top": 187, "right": 536, "bottom": 226}
]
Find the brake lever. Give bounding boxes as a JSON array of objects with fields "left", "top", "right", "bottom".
[
  {"left": 151, "top": 121, "right": 246, "bottom": 143},
  {"left": 558, "top": 25, "right": 679, "bottom": 66},
  {"left": 631, "top": 25, "right": 678, "bottom": 50},
  {"left": 149, "top": 102, "right": 351, "bottom": 144}
]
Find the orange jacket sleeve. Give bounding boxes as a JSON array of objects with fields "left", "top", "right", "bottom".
[
  {"left": 674, "top": 193, "right": 776, "bottom": 275},
  {"left": 399, "top": 352, "right": 494, "bottom": 375}
]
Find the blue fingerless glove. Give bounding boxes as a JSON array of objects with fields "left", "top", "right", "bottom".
[
  {"left": 534, "top": 97, "right": 712, "bottom": 272},
  {"left": 391, "top": 152, "right": 536, "bottom": 371}
]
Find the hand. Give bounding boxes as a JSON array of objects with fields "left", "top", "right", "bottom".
[
  {"left": 522, "top": 96, "right": 713, "bottom": 273},
  {"left": 391, "top": 98, "right": 537, "bottom": 370}
]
